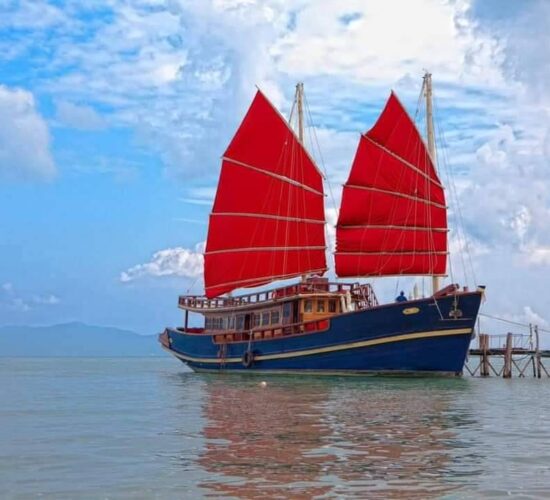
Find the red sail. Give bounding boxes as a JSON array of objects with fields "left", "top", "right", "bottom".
[
  {"left": 335, "top": 92, "right": 447, "bottom": 277},
  {"left": 204, "top": 90, "right": 327, "bottom": 298}
]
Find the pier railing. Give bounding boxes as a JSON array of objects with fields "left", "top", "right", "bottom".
[{"left": 467, "top": 329, "right": 550, "bottom": 378}]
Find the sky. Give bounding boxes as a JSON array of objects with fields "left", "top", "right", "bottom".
[{"left": 0, "top": 0, "right": 549, "bottom": 335}]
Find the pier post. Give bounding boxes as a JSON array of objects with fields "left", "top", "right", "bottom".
[
  {"left": 503, "top": 332, "right": 513, "bottom": 378},
  {"left": 530, "top": 324, "right": 537, "bottom": 377},
  {"left": 535, "top": 325, "right": 542, "bottom": 379},
  {"left": 480, "top": 333, "right": 490, "bottom": 377}
]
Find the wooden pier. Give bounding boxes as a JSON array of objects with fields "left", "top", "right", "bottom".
[{"left": 466, "top": 325, "right": 550, "bottom": 378}]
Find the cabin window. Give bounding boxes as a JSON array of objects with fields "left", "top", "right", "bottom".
[
  {"left": 304, "top": 300, "right": 313, "bottom": 313},
  {"left": 236, "top": 315, "right": 244, "bottom": 330},
  {"left": 205, "top": 317, "right": 212, "bottom": 329},
  {"left": 228, "top": 316, "right": 235, "bottom": 329},
  {"left": 328, "top": 300, "right": 337, "bottom": 313},
  {"left": 283, "top": 302, "right": 291, "bottom": 318},
  {"left": 317, "top": 300, "right": 325, "bottom": 313},
  {"left": 271, "top": 310, "right": 280, "bottom": 325},
  {"left": 262, "top": 312, "right": 270, "bottom": 326},
  {"left": 282, "top": 302, "right": 292, "bottom": 325},
  {"left": 253, "top": 314, "right": 261, "bottom": 327}
]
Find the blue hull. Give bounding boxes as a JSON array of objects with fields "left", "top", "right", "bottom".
[{"left": 163, "top": 292, "right": 482, "bottom": 376}]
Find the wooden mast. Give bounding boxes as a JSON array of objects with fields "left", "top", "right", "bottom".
[
  {"left": 424, "top": 72, "right": 440, "bottom": 295},
  {"left": 296, "top": 82, "right": 307, "bottom": 283},
  {"left": 296, "top": 82, "right": 304, "bottom": 144}
]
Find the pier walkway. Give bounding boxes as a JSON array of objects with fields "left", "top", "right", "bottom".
[{"left": 466, "top": 315, "right": 550, "bottom": 378}]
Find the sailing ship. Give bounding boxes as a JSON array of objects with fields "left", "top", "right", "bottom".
[{"left": 159, "top": 73, "right": 484, "bottom": 375}]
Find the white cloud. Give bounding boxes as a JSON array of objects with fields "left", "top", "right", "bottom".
[
  {"left": 0, "top": 0, "right": 69, "bottom": 30},
  {"left": 493, "top": 306, "right": 549, "bottom": 332},
  {"left": 120, "top": 243, "right": 205, "bottom": 283},
  {"left": 0, "top": 85, "right": 56, "bottom": 181},
  {"left": 275, "top": 0, "right": 504, "bottom": 88},
  {"left": 0, "top": 282, "right": 60, "bottom": 311},
  {"left": 58, "top": 150, "right": 139, "bottom": 182},
  {"left": 522, "top": 306, "right": 549, "bottom": 329},
  {"left": 325, "top": 206, "right": 338, "bottom": 253},
  {"left": 521, "top": 245, "right": 550, "bottom": 267},
  {"left": 174, "top": 217, "right": 205, "bottom": 225},
  {"left": 454, "top": 1, "right": 550, "bottom": 258},
  {"left": 11, "top": 298, "right": 31, "bottom": 312},
  {"left": 55, "top": 100, "right": 106, "bottom": 130},
  {"left": 3, "top": 0, "right": 508, "bottom": 181},
  {"left": 31, "top": 294, "right": 60, "bottom": 305},
  {"left": 179, "top": 186, "right": 217, "bottom": 205}
]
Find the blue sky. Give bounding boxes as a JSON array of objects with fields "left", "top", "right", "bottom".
[{"left": 1, "top": 0, "right": 549, "bottom": 335}]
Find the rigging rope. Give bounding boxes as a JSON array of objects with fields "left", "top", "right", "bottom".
[
  {"left": 413, "top": 81, "right": 448, "bottom": 291},
  {"left": 433, "top": 93, "right": 477, "bottom": 287},
  {"left": 479, "top": 312, "right": 550, "bottom": 334},
  {"left": 303, "top": 90, "right": 338, "bottom": 275},
  {"left": 419, "top": 96, "right": 454, "bottom": 290},
  {"left": 186, "top": 275, "right": 201, "bottom": 295}
]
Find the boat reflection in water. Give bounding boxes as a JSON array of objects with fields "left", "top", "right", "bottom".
[
  {"left": 195, "top": 376, "right": 483, "bottom": 498},
  {"left": 197, "top": 376, "right": 334, "bottom": 498}
]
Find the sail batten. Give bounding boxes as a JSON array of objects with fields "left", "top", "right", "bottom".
[
  {"left": 211, "top": 212, "right": 325, "bottom": 224},
  {"left": 345, "top": 184, "right": 447, "bottom": 209},
  {"left": 336, "top": 92, "right": 447, "bottom": 278},
  {"left": 338, "top": 251, "right": 449, "bottom": 256},
  {"left": 206, "top": 245, "right": 327, "bottom": 256},
  {"left": 338, "top": 224, "right": 448, "bottom": 232},
  {"left": 362, "top": 134, "right": 444, "bottom": 190},
  {"left": 223, "top": 156, "right": 325, "bottom": 196},
  {"left": 207, "top": 267, "right": 328, "bottom": 294},
  {"left": 205, "top": 90, "right": 327, "bottom": 298}
]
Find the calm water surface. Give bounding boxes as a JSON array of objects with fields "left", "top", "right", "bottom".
[{"left": 1, "top": 357, "right": 550, "bottom": 499}]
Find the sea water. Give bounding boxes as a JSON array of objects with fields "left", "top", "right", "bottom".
[{"left": 2, "top": 357, "right": 550, "bottom": 499}]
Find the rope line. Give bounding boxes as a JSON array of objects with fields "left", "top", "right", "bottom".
[
  {"left": 303, "top": 90, "right": 338, "bottom": 274},
  {"left": 480, "top": 312, "right": 550, "bottom": 334},
  {"left": 433, "top": 93, "right": 477, "bottom": 286}
]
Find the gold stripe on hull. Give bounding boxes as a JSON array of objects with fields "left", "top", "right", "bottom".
[{"left": 191, "top": 368, "right": 461, "bottom": 377}]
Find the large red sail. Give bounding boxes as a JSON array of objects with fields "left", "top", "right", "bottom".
[
  {"left": 204, "top": 91, "right": 327, "bottom": 298},
  {"left": 335, "top": 92, "right": 447, "bottom": 277}
]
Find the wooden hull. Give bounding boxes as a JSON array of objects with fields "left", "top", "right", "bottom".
[{"left": 161, "top": 292, "right": 483, "bottom": 376}]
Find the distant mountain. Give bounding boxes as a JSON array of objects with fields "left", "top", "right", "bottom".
[{"left": 0, "top": 322, "right": 165, "bottom": 357}]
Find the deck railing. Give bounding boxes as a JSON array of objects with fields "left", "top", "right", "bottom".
[
  {"left": 178, "top": 281, "right": 378, "bottom": 311},
  {"left": 211, "top": 317, "right": 331, "bottom": 344}
]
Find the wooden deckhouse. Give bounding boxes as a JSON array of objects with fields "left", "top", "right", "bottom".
[{"left": 178, "top": 278, "right": 378, "bottom": 345}]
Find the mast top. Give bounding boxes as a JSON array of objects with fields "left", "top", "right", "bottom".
[
  {"left": 423, "top": 72, "right": 436, "bottom": 166},
  {"left": 422, "top": 72, "right": 442, "bottom": 294},
  {"left": 295, "top": 82, "right": 305, "bottom": 145}
]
